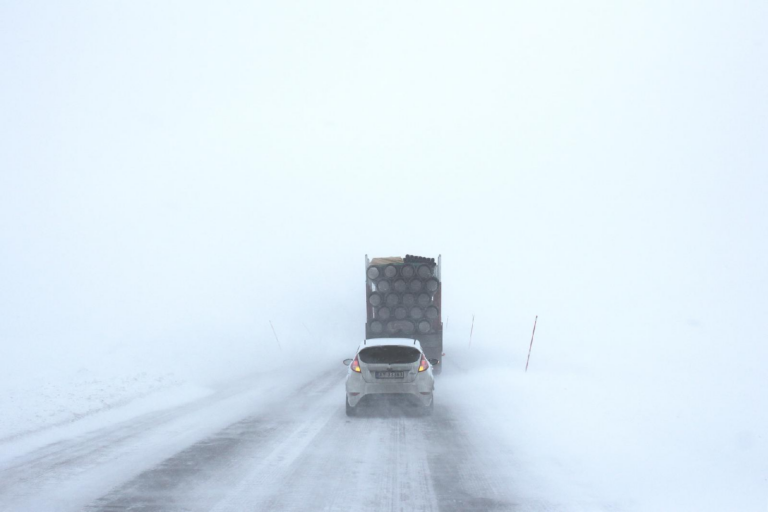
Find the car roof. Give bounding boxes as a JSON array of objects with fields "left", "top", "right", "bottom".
[{"left": 359, "top": 338, "right": 422, "bottom": 349}]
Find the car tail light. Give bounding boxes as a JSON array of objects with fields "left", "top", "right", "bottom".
[
  {"left": 418, "top": 354, "right": 429, "bottom": 372},
  {"left": 351, "top": 356, "right": 361, "bottom": 373}
]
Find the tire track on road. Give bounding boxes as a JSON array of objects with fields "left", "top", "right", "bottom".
[
  {"left": 0, "top": 369, "right": 336, "bottom": 512},
  {"left": 88, "top": 369, "right": 344, "bottom": 512}
]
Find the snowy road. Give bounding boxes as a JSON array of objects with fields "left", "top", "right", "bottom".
[{"left": 0, "top": 365, "right": 536, "bottom": 512}]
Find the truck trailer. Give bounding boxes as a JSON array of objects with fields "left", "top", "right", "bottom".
[{"left": 365, "top": 254, "right": 443, "bottom": 373}]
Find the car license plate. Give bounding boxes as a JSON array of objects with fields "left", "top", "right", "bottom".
[{"left": 375, "top": 371, "right": 405, "bottom": 379}]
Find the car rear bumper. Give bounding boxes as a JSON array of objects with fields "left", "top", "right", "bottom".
[
  {"left": 346, "top": 374, "right": 433, "bottom": 407},
  {"left": 351, "top": 392, "right": 433, "bottom": 408}
]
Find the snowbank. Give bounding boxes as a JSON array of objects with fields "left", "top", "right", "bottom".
[
  {"left": 0, "top": 327, "right": 349, "bottom": 445},
  {"left": 0, "top": 367, "right": 201, "bottom": 442}
]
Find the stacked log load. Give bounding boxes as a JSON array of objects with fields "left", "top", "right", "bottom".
[{"left": 366, "top": 255, "right": 441, "bottom": 337}]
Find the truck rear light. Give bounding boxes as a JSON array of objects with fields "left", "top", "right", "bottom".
[
  {"left": 351, "top": 356, "right": 362, "bottom": 373},
  {"left": 418, "top": 354, "right": 429, "bottom": 372}
]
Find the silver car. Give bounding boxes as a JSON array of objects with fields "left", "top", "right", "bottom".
[{"left": 343, "top": 338, "right": 436, "bottom": 416}]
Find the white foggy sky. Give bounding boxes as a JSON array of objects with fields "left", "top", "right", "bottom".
[{"left": 1, "top": 1, "right": 766, "bottom": 373}]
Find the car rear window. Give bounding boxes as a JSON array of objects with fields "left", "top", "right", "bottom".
[{"left": 359, "top": 346, "right": 421, "bottom": 364}]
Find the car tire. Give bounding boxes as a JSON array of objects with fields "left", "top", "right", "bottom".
[
  {"left": 345, "top": 396, "right": 357, "bottom": 417},
  {"left": 422, "top": 396, "right": 434, "bottom": 416}
]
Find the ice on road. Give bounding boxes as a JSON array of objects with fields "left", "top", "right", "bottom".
[{"left": 0, "top": 364, "right": 574, "bottom": 512}]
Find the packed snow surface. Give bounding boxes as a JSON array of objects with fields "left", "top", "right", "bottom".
[{"left": 0, "top": 340, "right": 764, "bottom": 511}]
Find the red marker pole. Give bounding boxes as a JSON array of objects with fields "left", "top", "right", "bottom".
[{"left": 525, "top": 315, "right": 538, "bottom": 372}]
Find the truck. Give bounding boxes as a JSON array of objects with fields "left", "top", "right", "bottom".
[{"left": 364, "top": 254, "right": 443, "bottom": 373}]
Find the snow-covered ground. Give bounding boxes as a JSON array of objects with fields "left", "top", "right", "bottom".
[
  {"left": 442, "top": 340, "right": 767, "bottom": 512},
  {"left": 0, "top": 367, "right": 197, "bottom": 441},
  {"left": 0, "top": 330, "right": 764, "bottom": 511},
  {"left": 0, "top": 332, "right": 324, "bottom": 445}
]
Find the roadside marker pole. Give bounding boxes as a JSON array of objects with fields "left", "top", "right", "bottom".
[
  {"left": 269, "top": 320, "right": 282, "bottom": 351},
  {"left": 468, "top": 314, "right": 475, "bottom": 348},
  {"left": 525, "top": 315, "right": 538, "bottom": 372}
]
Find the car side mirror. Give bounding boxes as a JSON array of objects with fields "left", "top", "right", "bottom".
[
  {"left": 428, "top": 358, "right": 439, "bottom": 366},
  {"left": 342, "top": 358, "right": 353, "bottom": 366}
]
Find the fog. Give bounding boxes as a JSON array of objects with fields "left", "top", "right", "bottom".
[{"left": 1, "top": 1, "right": 767, "bottom": 509}]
